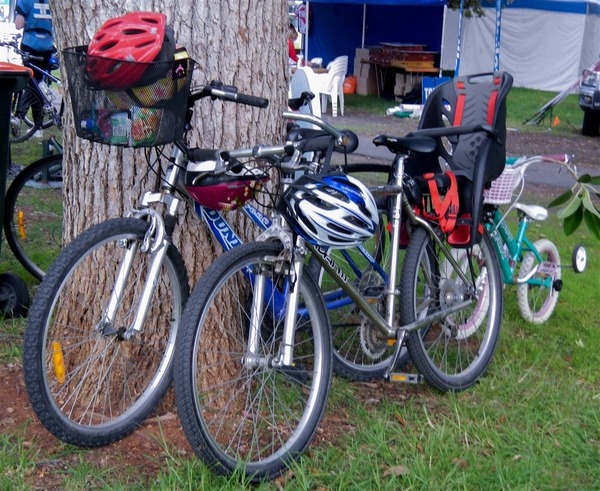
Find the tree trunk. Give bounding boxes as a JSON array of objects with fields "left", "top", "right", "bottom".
[
  {"left": 53, "top": 0, "right": 288, "bottom": 282},
  {"left": 50, "top": 1, "right": 289, "bottom": 410}
]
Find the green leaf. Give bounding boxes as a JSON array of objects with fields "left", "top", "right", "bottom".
[
  {"left": 557, "top": 194, "right": 582, "bottom": 220},
  {"left": 578, "top": 174, "right": 592, "bottom": 184},
  {"left": 583, "top": 209, "right": 600, "bottom": 240},
  {"left": 588, "top": 175, "right": 600, "bottom": 185},
  {"left": 563, "top": 206, "right": 584, "bottom": 236},
  {"left": 582, "top": 191, "right": 600, "bottom": 219},
  {"left": 547, "top": 189, "right": 573, "bottom": 209}
]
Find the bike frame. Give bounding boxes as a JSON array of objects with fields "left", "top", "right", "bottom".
[
  {"left": 306, "top": 154, "right": 475, "bottom": 337},
  {"left": 487, "top": 208, "right": 553, "bottom": 288}
]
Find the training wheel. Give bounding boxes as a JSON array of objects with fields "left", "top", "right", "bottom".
[
  {"left": 571, "top": 245, "right": 587, "bottom": 274},
  {"left": 0, "top": 273, "right": 29, "bottom": 318}
]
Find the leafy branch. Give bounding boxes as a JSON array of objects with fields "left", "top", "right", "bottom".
[
  {"left": 547, "top": 165, "right": 600, "bottom": 239},
  {"left": 446, "top": 0, "right": 513, "bottom": 18}
]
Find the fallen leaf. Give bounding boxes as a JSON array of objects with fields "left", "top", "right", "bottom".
[
  {"left": 383, "top": 465, "right": 410, "bottom": 477},
  {"left": 395, "top": 414, "right": 407, "bottom": 427}
]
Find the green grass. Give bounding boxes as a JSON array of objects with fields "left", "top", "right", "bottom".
[
  {"left": 0, "top": 87, "right": 597, "bottom": 488},
  {"left": 0, "top": 190, "right": 598, "bottom": 489},
  {"left": 344, "top": 87, "right": 584, "bottom": 137}
]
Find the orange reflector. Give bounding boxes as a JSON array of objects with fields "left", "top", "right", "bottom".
[
  {"left": 52, "top": 342, "right": 66, "bottom": 384},
  {"left": 18, "top": 211, "right": 26, "bottom": 240}
]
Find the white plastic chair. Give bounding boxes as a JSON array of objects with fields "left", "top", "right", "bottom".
[
  {"left": 315, "top": 56, "right": 348, "bottom": 117},
  {"left": 289, "top": 66, "right": 322, "bottom": 121}
]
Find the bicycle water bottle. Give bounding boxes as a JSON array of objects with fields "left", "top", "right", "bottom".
[
  {"left": 38, "top": 81, "right": 53, "bottom": 100},
  {"left": 80, "top": 118, "right": 100, "bottom": 136}
]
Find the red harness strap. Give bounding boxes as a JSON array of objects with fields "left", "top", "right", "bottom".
[{"left": 421, "top": 171, "right": 460, "bottom": 234}]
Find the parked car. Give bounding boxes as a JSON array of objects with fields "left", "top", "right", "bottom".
[{"left": 579, "top": 68, "right": 600, "bottom": 136}]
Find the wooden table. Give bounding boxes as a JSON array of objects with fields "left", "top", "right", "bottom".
[{"left": 362, "top": 60, "right": 439, "bottom": 98}]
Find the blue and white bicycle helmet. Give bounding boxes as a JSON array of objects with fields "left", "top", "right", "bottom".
[{"left": 279, "top": 173, "right": 378, "bottom": 248}]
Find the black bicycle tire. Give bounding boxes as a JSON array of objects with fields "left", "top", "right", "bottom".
[
  {"left": 174, "top": 241, "right": 332, "bottom": 482},
  {"left": 11, "top": 85, "right": 43, "bottom": 143},
  {"left": 3, "top": 154, "right": 63, "bottom": 280},
  {"left": 23, "top": 217, "right": 189, "bottom": 447},
  {"left": 0, "top": 272, "right": 30, "bottom": 318},
  {"left": 401, "top": 226, "right": 503, "bottom": 391}
]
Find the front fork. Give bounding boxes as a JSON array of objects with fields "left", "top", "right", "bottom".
[
  {"left": 243, "top": 231, "right": 305, "bottom": 370},
  {"left": 97, "top": 205, "right": 176, "bottom": 340}
]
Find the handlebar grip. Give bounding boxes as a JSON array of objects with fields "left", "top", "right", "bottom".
[
  {"left": 541, "top": 154, "right": 569, "bottom": 164},
  {"left": 227, "top": 92, "right": 269, "bottom": 108},
  {"left": 28, "top": 54, "right": 45, "bottom": 63}
]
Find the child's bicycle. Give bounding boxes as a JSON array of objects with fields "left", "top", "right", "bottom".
[
  {"left": 0, "top": 34, "right": 63, "bottom": 143},
  {"left": 483, "top": 154, "right": 587, "bottom": 323}
]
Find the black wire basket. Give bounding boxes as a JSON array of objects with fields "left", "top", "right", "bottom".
[{"left": 62, "top": 46, "right": 195, "bottom": 147}]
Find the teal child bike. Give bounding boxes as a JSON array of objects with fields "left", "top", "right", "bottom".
[{"left": 482, "top": 154, "right": 587, "bottom": 324}]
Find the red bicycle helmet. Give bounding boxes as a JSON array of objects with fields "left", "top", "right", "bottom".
[
  {"left": 87, "top": 12, "right": 175, "bottom": 90},
  {"left": 186, "top": 160, "right": 270, "bottom": 211}
]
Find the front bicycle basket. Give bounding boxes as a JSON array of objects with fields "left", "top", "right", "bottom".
[
  {"left": 62, "top": 46, "right": 195, "bottom": 147},
  {"left": 483, "top": 164, "right": 522, "bottom": 205}
]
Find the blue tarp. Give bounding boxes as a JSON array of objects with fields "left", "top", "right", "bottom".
[
  {"left": 306, "top": 3, "right": 444, "bottom": 72},
  {"left": 304, "top": 0, "right": 600, "bottom": 78},
  {"left": 308, "top": 0, "right": 444, "bottom": 4}
]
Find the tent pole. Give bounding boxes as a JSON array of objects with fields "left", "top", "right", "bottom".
[
  {"left": 494, "top": 0, "right": 502, "bottom": 70},
  {"left": 362, "top": 4, "right": 366, "bottom": 48},
  {"left": 305, "top": 1, "right": 310, "bottom": 61},
  {"left": 440, "top": 5, "right": 447, "bottom": 77},
  {"left": 455, "top": 0, "right": 464, "bottom": 76}
]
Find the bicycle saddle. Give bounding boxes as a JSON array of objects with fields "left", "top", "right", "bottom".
[{"left": 372, "top": 134, "right": 437, "bottom": 155}]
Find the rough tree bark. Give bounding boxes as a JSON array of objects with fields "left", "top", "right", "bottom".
[
  {"left": 44, "top": 1, "right": 290, "bottom": 412},
  {"left": 52, "top": 0, "right": 289, "bottom": 282}
]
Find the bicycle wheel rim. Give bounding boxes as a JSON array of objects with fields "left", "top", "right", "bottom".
[
  {"left": 404, "top": 228, "right": 502, "bottom": 389},
  {"left": 178, "top": 243, "right": 330, "bottom": 479},
  {"left": 25, "top": 220, "right": 186, "bottom": 442},
  {"left": 3, "top": 155, "right": 63, "bottom": 280},
  {"left": 517, "top": 239, "right": 560, "bottom": 323}
]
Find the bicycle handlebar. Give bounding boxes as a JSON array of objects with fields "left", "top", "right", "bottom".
[
  {"left": 223, "top": 144, "right": 294, "bottom": 161},
  {"left": 507, "top": 153, "right": 570, "bottom": 171},
  {"left": 0, "top": 38, "right": 45, "bottom": 63},
  {"left": 282, "top": 111, "right": 345, "bottom": 141},
  {"left": 189, "top": 80, "right": 269, "bottom": 108}
]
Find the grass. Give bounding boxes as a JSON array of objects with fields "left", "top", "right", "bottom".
[
  {"left": 0, "top": 190, "right": 598, "bottom": 489},
  {"left": 343, "top": 87, "right": 584, "bottom": 137},
  {"left": 0, "top": 88, "right": 597, "bottom": 488}
]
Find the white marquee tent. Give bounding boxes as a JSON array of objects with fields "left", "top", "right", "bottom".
[{"left": 441, "top": 0, "right": 600, "bottom": 92}]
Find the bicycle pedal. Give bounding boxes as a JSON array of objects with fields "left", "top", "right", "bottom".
[{"left": 388, "top": 372, "right": 424, "bottom": 384}]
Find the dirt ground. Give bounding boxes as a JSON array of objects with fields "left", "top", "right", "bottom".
[{"left": 1, "top": 110, "right": 599, "bottom": 488}]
